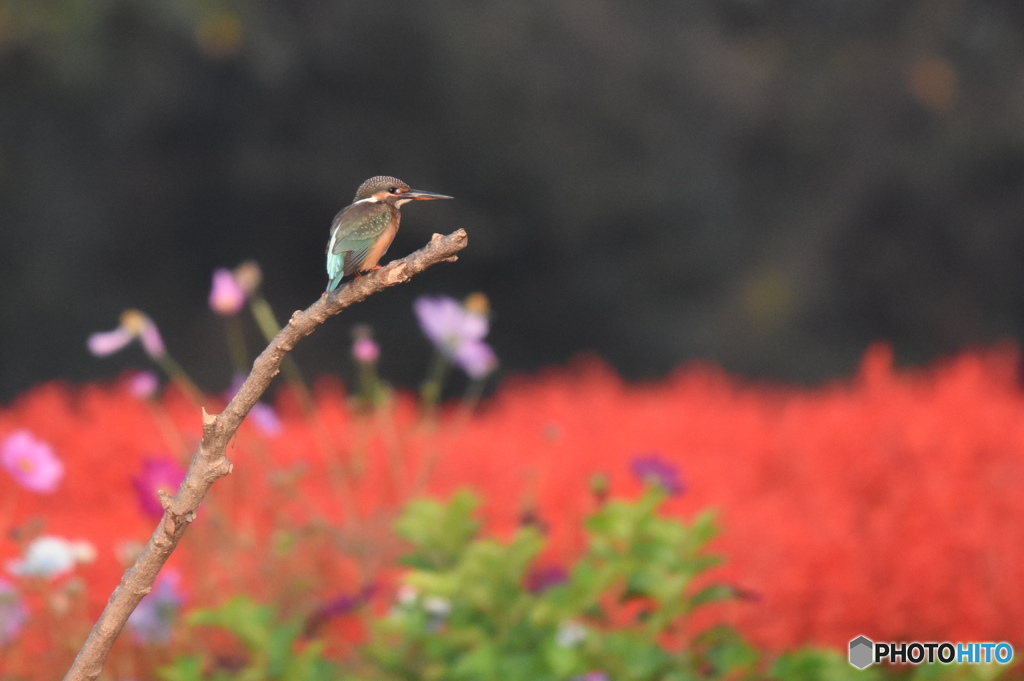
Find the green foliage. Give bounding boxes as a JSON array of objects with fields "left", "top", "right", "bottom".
[
  {"left": 158, "top": 596, "right": 338, "bottom": 681},
  {"left": 358, "top": 487, "right": 748, "bottom": 681},
  {"left": 163, "top": 491, "right": 1018, "bottom": 681}
]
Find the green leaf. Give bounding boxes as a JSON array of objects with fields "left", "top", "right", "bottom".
[
  {"left": 188, "top": 596, "right": 275, "bottom": 653},
  {"left": 157, "top": 655, "right": 205, "bottom": 681},
  {"left": 396, "top": 491, "right": 481, "bottom": 571},
  {"left": 770, "top": 648, "right": 881, "bottom": 681},
  {"left": 690, "top": 583, "right": 736, "bottom": 608}
]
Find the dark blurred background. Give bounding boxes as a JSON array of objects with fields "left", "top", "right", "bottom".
[{"left": 2, "top": 0, "right": 1024, "bottom": 401}]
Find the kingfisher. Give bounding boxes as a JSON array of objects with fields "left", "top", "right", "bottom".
[{"left": 325, "top": 175, "right": 452, "bottom": 292}]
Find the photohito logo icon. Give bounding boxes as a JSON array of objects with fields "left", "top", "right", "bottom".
[
  {"left": 849, "top": 636, "right": 874, "bottom": 669},
  {"left": 849, "top": 636, "right": 1014, "bottom": 668}
]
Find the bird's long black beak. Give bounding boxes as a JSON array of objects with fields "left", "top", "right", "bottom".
[{"left": 405, "top": 189, "right": 453, "bottom": 201}]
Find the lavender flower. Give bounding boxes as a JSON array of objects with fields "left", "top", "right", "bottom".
[
  {"left": 414, "top": 294, "right": 497, "bottom": 378},
  {"left": 5, "top": 536, "right": 96, "bottom": 579},
  {"left": 0, "top": 579, "right": 27, "bottom": 645},
  {"left": 225, "top": 374, "right": 281, "bottom": 437},
  {"left": 87, "top": 310, "right": 165, "bottom": 359},
  {"left": 630, "top": 454, "right": 685, "bottom": 497},
  {"left": 127, "top": 569, "right": 184, "bottom": 644},
  {"left": 249, "top": 403, "right": 282, "bottom": 437},
  {"left": 209, "top": 268, "right": 246, "bottom": 315},
  {"left": 132, "top": 457, "right": 186, "bottom": 519},
  {"left": 1, "top": 430, "right": 64, "bottom": 493}
]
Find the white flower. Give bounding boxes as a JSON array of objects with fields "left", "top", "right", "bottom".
[
  {"left": 5, "top": 536, "right": 96, "bottom": 579},
  {"left": 556, "top": 620, "right": 588, "bottom": 647},
  {"left": 423, "top": 595, "right": 451, "bottom": 617}
]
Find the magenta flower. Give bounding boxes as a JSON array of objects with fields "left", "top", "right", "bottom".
[
  {"left": 127, "top": 568, "right": 184, "bottom": 644},
  {"left": 87, "top": 310, "right": 165, "bottom": 359},
  {"left": 304, "top": 583, "right": 375, "bottom": 637},
  {"left": 208, "top": 268, "right": 246, "bottom": 315},
  {"left": 132, "top": 457, "right": 187, "bottom": 518},
  {"left": 414, "top": 295, "right": 498, "bottom": 379},
  {"left": 0, "top": 579, "right": 27, "bottom": 645},
  {"left": 525, "top": 565, "right": 569, "bottom": 593},
  {"left": 126, "top": 370, "right": 159, "bottom": 399},
  {"left": 630, "top": 454, "right": 685, "bottom": 497},
  {"left": 1, "top": 430, "right": 64, "bottom": 493}
]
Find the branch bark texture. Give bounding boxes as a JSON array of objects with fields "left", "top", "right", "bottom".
[{"left": 63, "top": 229, "right": 469, "bottom": 681}]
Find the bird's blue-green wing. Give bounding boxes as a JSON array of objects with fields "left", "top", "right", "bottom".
[{"left": 325, "top": 202, "right": 391, "bottom": 291}]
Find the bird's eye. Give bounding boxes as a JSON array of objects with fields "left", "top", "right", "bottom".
[{"left": 388, "top": 187, "right": 398, "bottom": 194}]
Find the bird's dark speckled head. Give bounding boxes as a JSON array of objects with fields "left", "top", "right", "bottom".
[{"left": 354, "top": 176, "right": 410, "bottom": 201}]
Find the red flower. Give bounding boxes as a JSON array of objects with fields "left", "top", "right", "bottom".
[{"left": 1, "top": 343, "right": 1023, "bottom": 677}]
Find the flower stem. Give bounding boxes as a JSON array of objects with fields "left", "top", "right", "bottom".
[
  {"left": 223, "top": 316, "right": 249, "bottom": 372},
  {"left": 419, "top": 350, "right": 451, "bottom": 415},
  {"left": 153, "top": 354, "right": 204, "bottom": 406},
  {"left": 248, "top": 293, "right": 359, "bottom": 522}
]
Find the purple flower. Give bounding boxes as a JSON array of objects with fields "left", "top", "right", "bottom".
[
  {"left": 87, "top": 327, "right": 134, "bottom": 356},
  {"left": 127, "top": 569, "right": 184, "bottom": 644},
  {"left": 249, "top": 402, "right": 282, "bottom": 437},
  {"left": 127, "top": 371, "right": 159, "bottom": 399},
  {"left": 0, "top": 579, "right": 27, "bottom": 645},
  {"left": 209, "top": 268, "right": 246, "bottom": 315},
  {"left": 525, "top": 565, "right": 569, "bottom": 593},
  {"left": 453, "top": 340, "right": 498, "bottom": 379},
  {"left": 132, "top": 457, "right": 186, "bottom": 519},
  {"left": 304, "top": 584, "right": 375, "bottom": 637},
  {"left": 414, "top": 295, "right": 498, "bottom": 378},
  {"left": 5, "top": 536, "right": 95, "bottom": 578},
  {"left": 572, "top": 674, "right": 610, "bottom": 681},
  {"left": 87, "top": 310, "right": 165, "bottom": 359},
  {"left": 630, "top": 454, "right": 685, "bottom": 497},
  {"left": 1, "top": 430, "right": 64, "bottom": 493}
]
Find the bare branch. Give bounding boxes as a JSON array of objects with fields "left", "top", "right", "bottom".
[{"left": 63, "top": 228, "right": 469, "bottom": 681}]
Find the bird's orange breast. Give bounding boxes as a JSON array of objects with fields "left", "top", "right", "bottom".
[{"left": 359, "top": 214, "right": 400, "bottom": 271}]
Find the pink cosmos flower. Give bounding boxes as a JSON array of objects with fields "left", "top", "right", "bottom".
[
  {"left": 87, "top": 310, "right": 165, "bottom": 359},
  {"left": 208, "top": 268, "right": 246, "bottom": 315},
  {"left": 1, "top": 429, "right": 64, "bottom": 493},
  {"left": 126, "top": 370, "right": 160, "bottom": 399},
  {"left": 132, "top": 457, "right": 187, "bottom": 518},
  {"left": 414, "top": 295, "right": 498, "bottom": 379},
  {"left": 352, "top": 325, "right": 380, "bottom": 364}
]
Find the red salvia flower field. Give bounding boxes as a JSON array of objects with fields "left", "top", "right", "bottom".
[{"left": 1, "top": 343, "right": 1022, "bottom": 674}]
